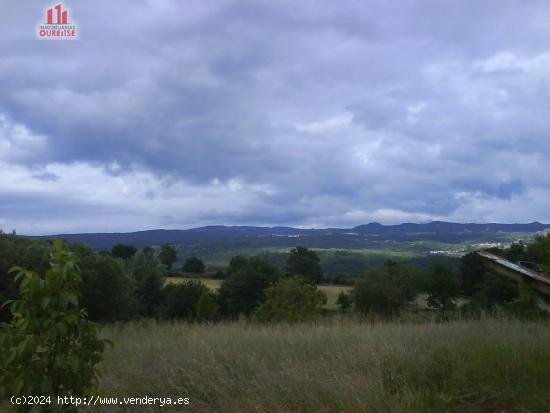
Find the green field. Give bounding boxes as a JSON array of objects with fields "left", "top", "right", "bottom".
[
  {"left": 166, "top": 277, "right": 352, "bottom": 310},
  {"left": 89, "top": 319, "right": 550, "bottom": 413}
]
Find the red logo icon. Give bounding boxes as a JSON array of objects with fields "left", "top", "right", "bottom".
[
  {"left": 38, "top": 3, "right": 77, "bottom": 39},
  {"left": 46, "top": 4, "right": 68, "bottom": 24}
]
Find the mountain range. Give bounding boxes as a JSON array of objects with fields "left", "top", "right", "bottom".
[{"left": 35, "top": 221, "right": 550, "bottom": 250}]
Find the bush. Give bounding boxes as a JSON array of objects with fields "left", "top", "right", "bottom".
[
  {"left": 0, "top": 241, "right": 107, "bottom": 403},
  {"left": 506, "top": 283, "right": 545, "bottom": 318},
  {"left": 470, "top": 272, "right": 518, "bottom": 310},
  {"left": 336, "top": 291, "right": 353, "bottom": 313},
  {"left": 196, "top": 290, "right": 219, "bottom": 321},
  {"left": 256, "top": 276, "right": 327, "bottom": 322},
  {"left": 162, "top": 280, "right": 208, "bottom": 320}
]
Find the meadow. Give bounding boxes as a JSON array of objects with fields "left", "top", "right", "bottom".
[{"left": 89, "top": 318, "right": 550, "bottom": 413}]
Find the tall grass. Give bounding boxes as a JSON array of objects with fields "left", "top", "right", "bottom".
[{"left": 90, "top": 319, "right": 550, "bottom": 412}]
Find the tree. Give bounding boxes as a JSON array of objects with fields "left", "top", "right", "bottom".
[
  {"left": 459, "top": 252, "right": 486, "bottom": 295},
  {"left": 182, "top": 256, "right": 205, "bottom": 274},
  {"left": 0, "top": 233, "right": 50, "bottom": 322},
  {"left": 256, "top": 276, "right": 327, "bottom": 322},
  {"left": 111, "top": 243, "right": 137, "bottom": 260},
  {"left": 218, "top": 256, "right": 280, "bottom": 318},
  {"left": 526, "top": 233, "right": 550, "bottom": 267},
  {"left": 196, "top": 290, "right": 219, "bottom": 321},
  {"left": 143, "top": 246, "right": 155, "bottom": 258},
  {"left": 470, "top": 273, "right": 518, "bottom": 310},
  {"left": 162, "top": 280, "right": 207, "bottom": 320},
  {"left": 130, "top": 250, "right": 164, "bottom": 317},
  {"left": 229, "top": 255, "right": 248, "bottom": 273},
  {"left": 504, "top": 242, "right": 527, "bottom": 262},
  {"left": 286, "top": 246, "right": 323, "bottom": 283},
  {"left": 425, "top": 262, "right": 461, "bottom": 318},
  {"left": 0, "top": 241, "right": 107, "bottom": 401},
  {"left": 353, "top": 261, "right": 420, "bottom": 318},
  {"left": 336, "top": 291, "right": 353, "bottom": 313},
  {"left": 159, "top": 244, "right": 178, "bottom": 270},
  {"left": 79, "top": 253, "right": 136, "bottom": 322}
]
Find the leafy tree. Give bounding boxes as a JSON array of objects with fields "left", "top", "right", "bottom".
[
  {"left": 130, "top": 251, "right": 164, "bottom": 317},
  {"left": 336, "top": 291, "right": 353, "bottom": 313},
  {"left": 0, "top": 241, "right": 107, "bottom": 403},
  {"left": 286, "top": 246, "right": 323, "bottom": 283},
  {"left": 504, "top": 242, "right": 527, "bottom": 262},
  {"left": 526, "top": 233, "right": 550, "bottom": 267},
  {"left": 111, "top": 243, "right": 137, "bottom": 260},
  {"left": 162, "top": 280, "right": 207, "bottom": 320},
  {"left": 196, "top": 290, "right": 219, "bottom": 321},
  {"left": 0, "top": 234, "right": 51, "bottom": 322},
  {"left": 425, "top": 262, "right": 461, "bottom": 317},
  {"left": 182, "top": 256, "right": 205, "bottom": 274},
  {"left": 79, "top": 253, "right": 136, "bottom": 322},
  {"left": 470, "top": 273, "right": 518, "bottom": 310},
  {"left": 159, "top": 244, "right": 178, "bottom": 270},
  {"left": 459, "top": 252, "right": 486, "bottom": 295},
  {"left": 218, "top": 256, "right": 280, "bottom": 317},
  {"left": 256, "top": 276, "right": 327, "bottom": 322},
  {"left": 143, "top": 246, "right": 155, "bottom": 258},
  {"left": 353, "top": 261, "right": 420, "bottom": 318},
  {"left": 229, "top": 255, "right": 248, "bottom": 273}
]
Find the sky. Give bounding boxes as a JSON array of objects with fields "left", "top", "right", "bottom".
[{"left": 1, "top": 0, "right": 550, "bottom": 235}]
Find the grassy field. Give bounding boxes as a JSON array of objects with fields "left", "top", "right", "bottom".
[
  {"left": 89, "top": 319, "right": 550, "bottom": 412},
  {"left": 166, "top": 277, "right": 352, "bottom": 310}
]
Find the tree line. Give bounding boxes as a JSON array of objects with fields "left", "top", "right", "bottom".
[{"left": 1, "top": 232, "right": 548, "bottom": 325}]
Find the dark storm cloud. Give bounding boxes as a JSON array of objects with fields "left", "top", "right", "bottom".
[{"left": 1, "top": 0, "right": 550, "bottom": 233}]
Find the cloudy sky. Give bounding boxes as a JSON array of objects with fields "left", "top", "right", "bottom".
[{"left": 1, "top": 0, "right": 550, "bottom": 234}]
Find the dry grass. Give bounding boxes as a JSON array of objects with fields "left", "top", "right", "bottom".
[
  {"left": 165, "top": 277, "right": 222, "bottom": 291},
  {"left": 89, "top": 319, "right": 550, "bottom": 413}
]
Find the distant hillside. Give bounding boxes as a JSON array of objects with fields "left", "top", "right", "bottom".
[{"left": 33, "top": 221, "right": 550, "bottom": 250}]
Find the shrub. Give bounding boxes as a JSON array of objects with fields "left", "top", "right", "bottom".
[
  {"left": 162, "top": 280, "right": 208, "bottom": 320},
  {"left": 0, "top": 241, "right": 107, "bottom": 404},
  {"left": 506, "top": 283, "right": 545, "bottom": 318},
  {"left": 336, "top": 291, "right": 353, "bottom": 313},
  {"left": 196, "top": 290, "right": 219, "bottom": 321},
  {"left": 256, "top": 276, "right": 327, "bottom": 322}
]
